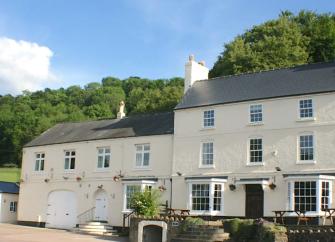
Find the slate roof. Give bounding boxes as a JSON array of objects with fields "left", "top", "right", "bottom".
[
  {"left": 24, "top": 112, "right": 174, "bottom": 147},
  {"left": 0, "top": 181, "right": 19, "bottom": 194},
  {"left": 176, "top": 62, "right": 335, "bottom": 110}
]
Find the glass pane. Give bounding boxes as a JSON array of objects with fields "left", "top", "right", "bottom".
[
  {"left": 136, "top": 153, "right": 142, "bottom": 166},
  {"left": 143, "top": 153, "right": 150, "bottom": 166},
  {"left": 104, "top": 155, "right": 110, "bottom": 168},
  {"left": 64, "top": 158, "right": 69, "bottom": 169},
  {"left": 97, "top": 156, "right": 103, "bottom": 168}
]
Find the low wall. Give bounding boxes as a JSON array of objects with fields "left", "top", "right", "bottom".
[{"left": 287, "top": 225, "right": 335, "bottom": 242}]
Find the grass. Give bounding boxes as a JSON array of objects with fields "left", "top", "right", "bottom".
[{"left": 0, "top": 168, "right": 21, "bottom": 182}]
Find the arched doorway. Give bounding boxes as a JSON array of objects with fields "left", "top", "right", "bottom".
[
  {"left": 94, "top": 190, "right": 108, "bottom": 221},
  {"left": 46, "top": 190, "right": 77, "bottom": 229},
  {"left": 143, "top": 225, "right": 163, "bottom": 242},
  {"left": 138, "top": 221, "right": 167, "bottom": 242}
]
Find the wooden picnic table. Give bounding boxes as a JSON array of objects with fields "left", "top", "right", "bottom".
[
  {"left": 322, "top": 208, "right": 335, "bottom": 225},
  {"left": 272, "top": 210, "right": 309, "bottom": 225},
  {"left": 272, "top": 210, "right": 294, "bottom": 224},
  {"left": 167, "top": 208, "right": 190, "bottom": 216}
]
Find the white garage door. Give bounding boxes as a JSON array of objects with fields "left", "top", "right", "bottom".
[{"left": 46, "top": 191, "right": 77, "bottom": 229}]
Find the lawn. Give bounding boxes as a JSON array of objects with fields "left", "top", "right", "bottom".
[{"left": 0, "top": 168, "right": 21, "bottom": 182}]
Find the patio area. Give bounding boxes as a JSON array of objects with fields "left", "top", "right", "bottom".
[{"left": 0, "top": 223, "right": 129, "bottom": 242}]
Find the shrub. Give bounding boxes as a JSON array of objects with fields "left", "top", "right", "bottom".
[
  {"left": 222, "top": 218, "right": 255, "bottom": 241},
  {"left": 180, "top": 217, "right": 205, "bottom": 232},
  {"left": 130, "top": 188, "right": 161, "bottom": 216}
]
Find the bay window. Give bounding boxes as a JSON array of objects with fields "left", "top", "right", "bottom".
[
  {"left": 187, "top": 178, "right": 226, "bottom": 215},
  {"left": 123, "top": 180, "right": 156, "bottom": 212},
  {"left": 286, "top": 176, "right": 333, "bottom": 214}
]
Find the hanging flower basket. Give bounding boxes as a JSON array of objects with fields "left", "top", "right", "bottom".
[
  {"left": 44, "top": 178, "right": 50, "bottom": 183},
  {"left": 76, "top": 176, "right": 82, "bottom": 182},
  {"left": 269, "top": 183, "right": 276, "bottom": 190},
  {"left": 113, "top": 176, "right": 120, "bottom": 182},
  {"left": 229, "top": 184, "right": 236, "bottom": 191},
  {"left": 158, "top": 185, "right": 167, "bottom": 192}
]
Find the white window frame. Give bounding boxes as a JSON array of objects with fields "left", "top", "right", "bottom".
[
  {"left": 135, "top": 144, "right": 150, "bottom": 169},
  {"left": 64, "top": 150, "right": 76, "bottom": 171},
  {"left": 122, "top": 180, "right": 156, "bottom": 213},
  {"left": 247, "top": 137, "right": 264, "bottom": 166},
  {"left": 200, "top": 142, "right": 214, "bottom": 168},
  {"left": 297, "top": 133, "right": 316, "bottom": 164},
  {"left": 97, "top": 147, "right": 111, "bottom": 170},
  {"left": 249, "top": 104, "right": 263, "bottom": 124},
  {"left": 187, "top": 178, "right": 226, "bottom": 216},
  {"left": 298, "top": 98, "right": 315, "bottom": 120},
  {"left": 203, "top": 110, "right": 215, "bottom": 128},
  {"left": 9, "top": 201, "right": 17, "bottom": 212},
  {"left": 34, "top": 152, "right": 45, "bottom": 172},
  {"left": 286, "top": 177, "right": 333, "bottom": 216}
]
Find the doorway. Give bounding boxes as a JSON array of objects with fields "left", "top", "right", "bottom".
[
  {"left": 245, "top": 184, "right": 264, "bottom": 218},
  {"left": 94, "top": 190, "right": 108, "bottom": 221}
]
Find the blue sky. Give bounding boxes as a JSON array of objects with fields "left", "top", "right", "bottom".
[{"left": 0, "top": 0, "right": 334, "bottom": 94}]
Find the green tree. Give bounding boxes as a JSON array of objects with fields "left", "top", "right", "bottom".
[{"left": 210, "top": 11, "right": 335, "bottom": 77}]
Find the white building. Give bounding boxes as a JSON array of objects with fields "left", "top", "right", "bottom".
[
  {"left": 0, "top": 181, "right": 19, "bottom": 223},
  {"left": 18, "top": 56, "right": 335, "bottom": 229}
]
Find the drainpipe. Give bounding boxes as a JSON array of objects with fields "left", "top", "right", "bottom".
[{"left": 170, "top": 178, "right": 173, "bottom": 209}]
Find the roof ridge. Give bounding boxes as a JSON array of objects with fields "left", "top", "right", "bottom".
[
  {"left": 198, "top": 60, "right": 335, "bottom": 83},
  {"left": 55, "top": 111, "right": 174, "bottom": 125}
]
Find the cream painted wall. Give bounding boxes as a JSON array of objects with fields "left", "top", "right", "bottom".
[
  {"left": 173, "top": 92, "right": 335, "bottom": 217},
  {"left": 19, "top": 134, "right": 173, "bottom": 227},
  {"left": 0, "top": 193, "right": 18, "bottom": 223}
]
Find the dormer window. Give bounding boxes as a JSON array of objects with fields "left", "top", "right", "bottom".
[
  {"left": 299, "top": 99, "right": 313, "bottom": 119},
  {"left": 203, "top": 110, "right": 215, "bottom": 128}
]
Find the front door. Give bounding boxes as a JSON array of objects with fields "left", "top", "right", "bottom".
[
  {"left": 94, "top": 191, "right": 108, "bottom": 221},
  {"left": 245, "top": 184, "right": 264, "bottom": 218}
]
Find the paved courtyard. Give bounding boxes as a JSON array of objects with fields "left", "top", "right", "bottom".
[{"left": 0, "top": 224, "right": 129, "bottom": 242}]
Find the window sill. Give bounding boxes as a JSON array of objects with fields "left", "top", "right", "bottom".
[
  {"left": 190, "top": 211, "right": 224, "bottom": 216},
  {"left": 247, "top": 122, "right": 264, "bottom": 126},
  {"left": 133, "top": 167, "right": 152, "bottom": 171},
  {"left": 94, "top": 169, "right": 111, "bottom": 173},
  {"left": 296, "top": 117, "right": 316, "bottom": 122},
  {"left": 246, "top": 162, "right": 265, "bottom": 167},
  {"left": 296, "top": 160, "right": 316, "bottom": 165},
  {"left": 32, "top": 171, "right": 45, "bottom": 175},
  {"left": 200, "top": 127, "right": 215, "bottom": 131},
  {"left": 199, "top": 165, "right": 215, "bottom": 169},
  {"left": 122, "top": 210, "right": 133, "bottom": 214},
  {"left": 63, "top": 170, "right": 75, "bottom": 174}
]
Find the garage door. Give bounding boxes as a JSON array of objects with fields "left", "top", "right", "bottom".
[{"left": 46, "top": 191, "right": 77, "bottom": 229}]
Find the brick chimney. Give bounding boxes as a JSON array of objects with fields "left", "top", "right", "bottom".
[{"left": 184, "top": 55, "right": 209, "bottom": 93}]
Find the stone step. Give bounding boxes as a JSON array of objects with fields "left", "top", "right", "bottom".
[
  {"left": 78, "top": 224, "right": 114, "bottom": 230},
  {"left": 175, "top": 234, "right": 229, "bottom": 240},
  {"left": 184, "top": 228, "right": 225, "bottom": 234}
]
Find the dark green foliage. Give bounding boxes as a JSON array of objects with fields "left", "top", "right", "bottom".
[
  {"left": 0, "top": 77, "right": 184, "bottom": 166},
  {"left": 180, "top": 217, "right": 205, "bottom": 232},
  {"left": 222, "top": 219, "right": 286, "bottom": 242},
  {"left": 210, "top": 11, "right": 335, "bottom": 77},
  {"left": 223, "top": 218, "right": 255, "bottom": 241}
]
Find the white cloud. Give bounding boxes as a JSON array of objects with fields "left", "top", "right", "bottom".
[{"left": 0, "top": 37, "right": 57, "bottom": 95}]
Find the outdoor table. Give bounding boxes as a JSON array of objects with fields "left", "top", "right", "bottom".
[
  {"left": 167, "top": 208, "right": 190, "bottom": 216},
  {"left": 322, "top": 208, "right": 335, "bottom": 225},
  {"left": 272, "top": 210, "right": 294, "bottom": 224}
]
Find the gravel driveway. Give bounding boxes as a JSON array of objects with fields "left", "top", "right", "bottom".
[{"left": 0, "top": 224, "right": 129, "bottom": 242}]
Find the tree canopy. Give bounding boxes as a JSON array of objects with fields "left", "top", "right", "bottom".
[
  {"left": 209, "top": 11, "right": 335, "bottom": 77},
  {"left": 0, "top": 77, "right": 184, "bottom": 166}
]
